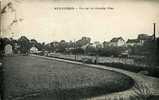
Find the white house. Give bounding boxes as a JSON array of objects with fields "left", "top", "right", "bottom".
[
  {"left": 81, "top": 43, "right": 90, "bottom": 50},
  {"left": 4, "top": 44, "right": 13, "bottom": 56},
  {"left": 109, "top": 37, "right": 125, "bottom": 47},
  {"left": 30, "top": 46, "right": 39, "bottom": 54},
  {"left": 126, "top": 39, "right": 141, "bottom": 46}
]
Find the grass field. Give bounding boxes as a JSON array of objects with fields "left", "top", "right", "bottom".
[
  {"left": 2, "top": 56, "right": 134, "bottom": 100},
  {"left": 47, "top": 54, "right": 159, "bottom": 77}
]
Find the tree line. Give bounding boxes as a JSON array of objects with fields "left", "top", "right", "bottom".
[{"left": 0, "top": 36, "right": 159, "bottom": 66}]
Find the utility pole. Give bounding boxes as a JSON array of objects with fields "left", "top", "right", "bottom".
[
  {"left": 152, "top": 23, "right": 158, "bottom": 66},
  {"left": 153, "top": 23, "right": 156, "bottom": 41},
  {"left": 74, "top": 39, "right": 77, "bottom": 61}
]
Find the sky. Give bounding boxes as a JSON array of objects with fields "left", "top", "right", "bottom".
[{"left": 1, "top": 0, "right": 159, "bottom": 43}]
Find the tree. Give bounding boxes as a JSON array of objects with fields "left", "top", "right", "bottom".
[
  {"left": 0, "top": 38, "right": 5, "bottom": 57},
  {"left": 18, "top": 36, "right": 30, "bottom": 54},
  {"left": 2, "top": 38, "right": 10, "bottom": 46},
  {"left": 58, "top": 40, "right": 66, "bottom": 53},
  {"left": 30, "top": 39, "right": 38, "bottom": 46},
  {"left": 86, "top": 45, "right": 96, "bottom": 55},
  {"left": 30, "top": 39, "right": 44, "bottom": 51},
  {"left": 76, "top": 37, "right": 91, "bottom": 48}
]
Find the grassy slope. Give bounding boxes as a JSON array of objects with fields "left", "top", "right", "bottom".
[{"left": 3, "top": 56, "right": 134, "bottom": 100}]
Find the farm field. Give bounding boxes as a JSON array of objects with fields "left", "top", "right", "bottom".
[{"left": 2, "top": 56, "right": 134, "bottom": 100}]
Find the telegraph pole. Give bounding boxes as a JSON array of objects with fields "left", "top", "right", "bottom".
[
  {"left": 153, "top": 23, "right": 156, "bottom": 41},
  {"left": 74, "top": 39, "right": 77, "bottom": 61},
  {"left": 152, "top": 23, "right": 158, "bottom": 66}
]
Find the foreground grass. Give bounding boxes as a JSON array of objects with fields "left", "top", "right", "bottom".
[{"left": 3, "top": 56, "right": 134, "bottom": 100}]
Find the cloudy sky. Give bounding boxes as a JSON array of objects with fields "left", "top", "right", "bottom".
[{"left": 1, "top": 0, "right": 159, "bottom": 43}]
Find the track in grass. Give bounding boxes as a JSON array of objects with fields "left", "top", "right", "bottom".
[{"left": 3, "top": 56, "right": 134, "bottom": 100}]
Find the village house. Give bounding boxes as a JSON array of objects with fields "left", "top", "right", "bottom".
[
  {"left": 81, "top": 43, "right": 90, "bottom": 50},
  {"left": 109, "top": 37, "right": 125, "bottom": 47},
  {"left": 137, "top": 34, "right": 154, "bottom": 45},
  {"left": 92, "top": 41, "right": 103, "bottom": 48},
  {"left": 103, "top": 41, "right": 110, "bottom": 48},
  {"left": 30, "top": 45, "right": 39, "bottom": 54},
  {"left": 4, "top": 44, "right": 13, "bottom": 56},
  {"left": 126, "top": 39, "right": 141, "bottom": 46}
]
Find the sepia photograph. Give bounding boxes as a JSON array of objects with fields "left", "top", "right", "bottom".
[{"left": 0, "top": 0, "right": 159, "bottom": 100}]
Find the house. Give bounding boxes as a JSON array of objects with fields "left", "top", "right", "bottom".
[
  {"left": 93, "top": 41, "right": 103, "bottom": 48},
  {"left": 4, "top": 44, "right": 13, "bottom": 56},
  {"left": 103, "top": 41, "right": 110, "bottom": 48},
  {"left": 30, "top": 46, "right": 39, "bottom": 54},
  {"left": 81, "top": 43, "right": 90, "bottom": 50},
  {"left": 126, "top": 39, "right": 141, "bottom": 46},
  {"left": 109, "top": 37, "right": 125, "bottom": 47},
  {"left": 137, "top": 34, "right": 154, "bottom": 45}
]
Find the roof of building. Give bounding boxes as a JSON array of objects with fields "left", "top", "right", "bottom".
[
  {"left": 126, "top": 39, "right": 140, "bottom": 43},
  {"left": 138, "top": 34, "right": 153, "bottom": 40},
  {"left": 110, "top": 37, "right": 124, "bottom": 42},
  {"left": 30, "top": 46, "right": 38, "bottom": 50},
  {"left": 5, "top": 44, "right": 12, "bottom": 46}
]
